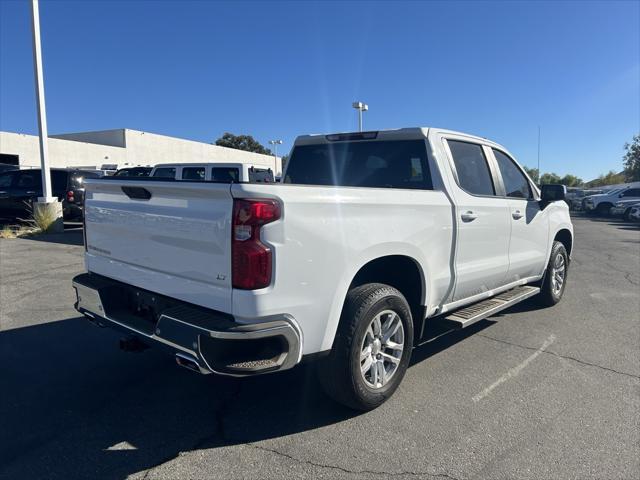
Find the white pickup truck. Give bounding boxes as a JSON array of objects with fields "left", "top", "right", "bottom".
[{"left": 73, "top": 127, "right": 573, "bottom": 410}]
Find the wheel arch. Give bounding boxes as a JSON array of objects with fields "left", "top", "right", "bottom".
[
  {"left": 554, "top": 228, "right": 573, "bottom": 258},
  {"left": 320, "top": 254, "right": 427, "bottom": 351}
]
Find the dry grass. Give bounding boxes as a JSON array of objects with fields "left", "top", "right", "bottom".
[
  {"left": 30, "top": 202, "right": 61, "bottom": 233},
  {"left": 0, "top": 224, "right": 37, "bottom": 239}
]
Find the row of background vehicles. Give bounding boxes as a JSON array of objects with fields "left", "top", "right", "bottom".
[
  {"left": 2, "top": 161, "right": 637, "bottom": 223},
  {"left": 0, "top": 162, "right": 274, "bottom": 221},
  {"left": 578, "top": 185, "right": 640, "bottom": 221}
]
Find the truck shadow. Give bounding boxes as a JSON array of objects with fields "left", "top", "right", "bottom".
[
  {"left": 26, "top": 226, "right": 84, "bottom": 246},
  {"left": 0, "top": 311, "right": 502, "bottom": 479}
]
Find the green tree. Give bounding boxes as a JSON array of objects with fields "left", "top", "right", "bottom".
[
  {"left": 215, "top": 132, "right": 272, "bottom": 155},
  {"left": 539, "top": 172, "right": 562, "bottom": 185},
  {"left": 523, "top": 166, "right": 539, "bottom": 183},
  {"left": 589, "top": 170, "right": 626, "bottom": 187},
  {"left": 559, "top": 174, "right": 583, "bottom": 187},
  {"left": 623, "top": 134, "right": 640, "bottom": 182},
  {"left": 280, "top": 154, "right": 289, "bottom": 172}
]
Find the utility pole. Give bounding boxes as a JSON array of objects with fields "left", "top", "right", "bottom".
[
  {"left": 268, "top": 140, "right": 283, "bottom": 174},
  {"left": 30, "top": 0, "right": 63, "bottom": 231},
  {"left": 537, "top": 125, "right": 541, "bottom": 183},
  {"left": 352, "top": 102, "right": 368, "bottom": 132}
]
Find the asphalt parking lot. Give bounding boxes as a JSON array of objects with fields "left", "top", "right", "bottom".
[{"left": 0, "top": 215, "right": 638, "bottom": 480}]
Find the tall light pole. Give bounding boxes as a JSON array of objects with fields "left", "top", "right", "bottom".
[
  {"left": 268, "top": 140, "right": 283, "bottom": 176},
  {"left": 268, "top": 139, "right": 283, "bottom": 159},
  {"left": 352, "top": 101, "right": 368, "bottom": 132},
  {"left": 537, "top": 125, "right": 541, "bottom": 183},
  {"left": 30, "top": 0, "right": 62, "bottom": 230}
]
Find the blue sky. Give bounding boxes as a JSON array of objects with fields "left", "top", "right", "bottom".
[{"left": 1, "top": 0, "right": 638, "bottom": 180}]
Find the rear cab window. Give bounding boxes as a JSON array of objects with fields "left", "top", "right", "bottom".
[
  {"left": 69, "top": 171, "right": 100, "bottom": 189},
  {"left": 446, "top": 140, "right": 495, "bottom": 196},
  {"left": 284, "top": 140, "right": 432, "bottom": 190}
]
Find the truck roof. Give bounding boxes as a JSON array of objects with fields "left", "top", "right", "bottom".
[{"left": 293, "top": 127, "right": 495, "bottom": 147}]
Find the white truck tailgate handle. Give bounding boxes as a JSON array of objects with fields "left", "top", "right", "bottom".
[{"left": 460, "top": 211, "right": 478, "bottom": 222}]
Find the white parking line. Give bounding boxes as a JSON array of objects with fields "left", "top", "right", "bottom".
[{"left": 472, "top": 334, "right": 556, "bottom": 403}]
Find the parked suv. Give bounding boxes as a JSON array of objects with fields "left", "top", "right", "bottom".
[
  {"left": 150, "top": 163, "right": 275, "bottom": 183},
  {"left": 0, "top": 168, "right": 102, "bottom": 220}
]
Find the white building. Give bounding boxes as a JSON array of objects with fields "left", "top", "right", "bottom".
[{"left": 0, "top": 128, "right": 282, "bottom": 175}]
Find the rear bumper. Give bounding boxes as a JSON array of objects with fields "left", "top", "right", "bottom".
[{"left": 72, "top": 273, "right": 302, "bottom": 376}]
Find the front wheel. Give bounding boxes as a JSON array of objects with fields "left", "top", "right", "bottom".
[
  {"left": 317, "top": 283, "right": 414, "bottom": 411},
  {"left": 537, "top": 241, "right": 569, "bottom": 307},
  {"left": 595, "top": 203, "right": 612, "bottom": 216}
]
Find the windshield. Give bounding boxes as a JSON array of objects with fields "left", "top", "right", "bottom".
[{"left": 284, "top": 140, "right": 432, "bottom": 190}]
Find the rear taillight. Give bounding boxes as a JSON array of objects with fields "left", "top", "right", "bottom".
[
  {"left": 67, "top": 190, "right": 75, "bottom": 203},
  {"left": 232, "top": 198, "right": 281, "bottom": 290}
]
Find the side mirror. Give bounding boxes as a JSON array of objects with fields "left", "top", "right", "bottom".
[
  {"left": 618, "top": 193, "right": 624, "bottom": 198},
  {"left": 540, "top": 184, "right": 566, "bottom": 205}
]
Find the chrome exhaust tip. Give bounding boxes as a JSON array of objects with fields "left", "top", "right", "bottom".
[{"left": 175, "top": 353, "right": 207, "bottom": 374}]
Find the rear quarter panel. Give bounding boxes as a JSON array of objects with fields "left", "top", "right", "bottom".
[{"left": 230, "top": 183, "right": 454, "bottom": 354}]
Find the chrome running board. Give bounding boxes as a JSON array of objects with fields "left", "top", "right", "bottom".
[{"left": 445, "top": 285, "right": 540, "bottom": 329}]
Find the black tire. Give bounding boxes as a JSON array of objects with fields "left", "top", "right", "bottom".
[
  {"left": 623, "top": 208, "right": 632, "bottom": 222},
  {"left": 537, "top": 241, "right": 569, "bottom": 307},
  {"left": 595, "top": 203, "right": 612, "bottom": 216},
  {"left": 317, "top": 283, "right": 414, "bottom": 411}
]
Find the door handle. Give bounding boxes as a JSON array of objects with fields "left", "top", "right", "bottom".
[
  {"left": 26, "top": 191, "right": 36, "bottom": 195},
  {"left": 461, "top": 211, "right": 478, "bottom": 222},
  {"left": 512, "top": 210, "right": 523, "bottom": 220}
]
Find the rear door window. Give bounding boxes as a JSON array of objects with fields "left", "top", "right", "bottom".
[
  {"left": 52, "top": 171, "right": 68, "bottom": 191},
  {"left": 492, "top": 149, "right": 532, "bottom": 199},
  {"left": 182, "top": 167, "right": 205, "bottom": 180},
  {"left": 152, "top": 167, "right": 176, "bottom": 178},
  {"left": 447, "top": 140, "right": 495, "bottom": 196}
]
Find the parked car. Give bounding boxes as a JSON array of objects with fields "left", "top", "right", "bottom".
[
  {"left": 113, "top": 166, "right": 152, "bottom": 177},
  {"left": 150, "top": 162, "right": 274, "bottom": 183},
  {"left": 610, "top": 199, "right": 640, "bottom": 221},
  {"left": 0, "top": 168, "right": 102, "bottom": 220},
  {"left": 73, "top": 127, "right": 573, "bottom": 411},
  {"left": 0, "top": 163, "right": 18, "bottom": 173},
  {"left": 584, "top": 187, "right": 640, "bottom": 215}
]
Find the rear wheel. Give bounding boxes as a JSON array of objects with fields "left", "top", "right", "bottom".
[
  {"left": 537, "top": 241, "right": 568, "bottom": 307},
  {"left": 317, "top": 283, "right": 413, "bottom": 411},
  {"left": 623, "top": 208, "right": 632, "bottom": 222}
]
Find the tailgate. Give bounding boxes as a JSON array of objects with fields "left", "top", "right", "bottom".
[{"left": 83, "top": 179, "right": 233, "bottom": 312}]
